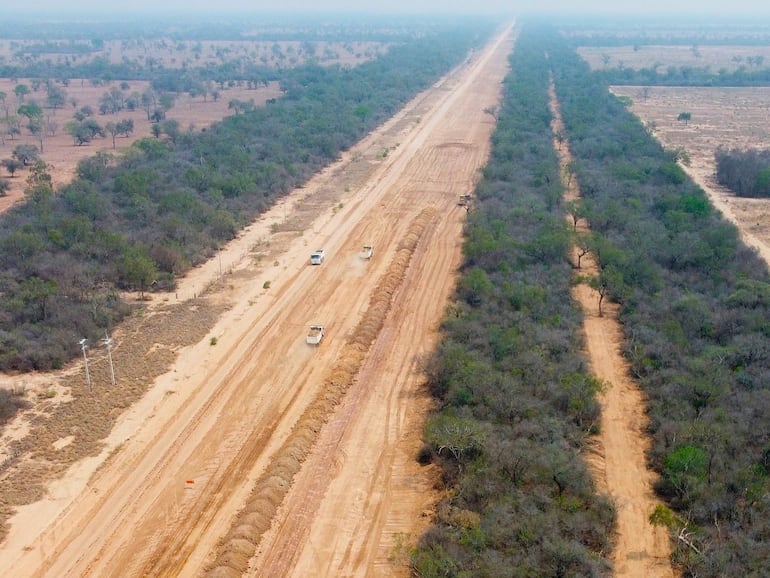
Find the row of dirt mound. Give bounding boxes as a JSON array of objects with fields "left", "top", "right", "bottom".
[{"left": 206, "top": 209, "right": 438, "bottom": 577}]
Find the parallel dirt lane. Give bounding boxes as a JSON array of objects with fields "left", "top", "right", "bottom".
[
  {"left": 550, "top": 84, "right": 674, "bottom": 577},
  {"left": 251, "top": 27, "right": 514, "bottom": 576},
  {"left": 2, "top": 23, "right": 514, "bottom": 578}
]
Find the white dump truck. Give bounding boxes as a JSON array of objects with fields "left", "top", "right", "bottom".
[
  {"left": 306, "top": 325, "right": 325, "bottom": 345},
  {"left": 360, "top": 245, "right": 374, "bottom": 260},
  {"left": 310, "top": 250, "right": 325, "bottom": 265}
]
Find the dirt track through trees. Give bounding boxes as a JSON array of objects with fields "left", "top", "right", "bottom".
[
  {"left": 549, "top": 82, "right": 675, "bottom": 577},
  {"left": 0, "top": 23, "right": 514, "bottom": 578}
]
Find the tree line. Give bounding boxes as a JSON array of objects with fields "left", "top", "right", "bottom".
[
  {"left": 411, "top": 26, "right": 614, "bottom": 577},
  {"left": 597, "top": 64, "right": 770, "bottom": 87},
  {"left": 548, "top": 25, "right": 770, "bottom": 577},
  {"left": 715, "top": 146, "right": 770, "bottom": 197},
  {"left": 0, "top": 22, "right": 493, "bottom": 373}
]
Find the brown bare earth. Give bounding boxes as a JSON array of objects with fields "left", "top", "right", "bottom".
[
  {"left": 611, "top": 85, "right": 770, "bottom": 266},
  {"left": 579, "top": 45, "right": 770, "bottom": 73},
  {"left": 0, "top": 24, "right": 513, "bottom": 578},
  {"left": 550, "top": 84, "right": 674, "bottom": 577},
  {"left": 0, "top": 78, "right": 283, "bottom": 213}
]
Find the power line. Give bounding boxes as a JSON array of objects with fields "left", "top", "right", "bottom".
[
  {"left": 102, "top": 334, "right": 116, "bottom": 386},
  {"left": 79, "top": 338, "right": 91, "bottom": 392}
]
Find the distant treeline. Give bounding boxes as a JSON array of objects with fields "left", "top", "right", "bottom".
[
  {"left": 597, "top": 65, "right": 770, "bottom": 87},
  {"left": 0, "top": 13, "right": 487, "bottom": 42},
  {"left": 715, "top": 146, "right": 770, "bottom": 198},
  {"left": 0, "top": 21, "right": 494, "bottom": 372}
]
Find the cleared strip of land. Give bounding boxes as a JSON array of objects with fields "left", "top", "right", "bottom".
[{"left": 550, "top": 83, "right": 674, "bottom": 578}]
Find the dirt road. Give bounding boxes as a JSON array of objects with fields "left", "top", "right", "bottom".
[
  {"left": 0, "top": 24, "right": 513, "bottom": 578},
  {"left": 550, "top": 84, "right": 674, "bottom": 577}
]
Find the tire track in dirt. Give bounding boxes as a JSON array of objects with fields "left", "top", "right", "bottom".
[
  {"left": 252, "top": 207, "right": 454, "bottom": 577},
  {"left": 205, "top": 210, "right": 437, "bottom": 577},
  {"left": 548, "top": 80, "right": 675, "bottom": 577},
  {"left": 253, "top": 27, "right": 513, "bottom": 578}
]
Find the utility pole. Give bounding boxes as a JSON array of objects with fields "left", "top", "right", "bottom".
[
  {"left": 102, "top": 334, "right": 116, "bottom": 386},
  {"left": 79, "top": 338, "right": 91, "bottom": 392}
]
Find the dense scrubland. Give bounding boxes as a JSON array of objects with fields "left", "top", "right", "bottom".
[
  {"left": 551, "top": 24, "right": 770, "bottom": 577},
  {"left": 415, "top": 21, "right": 770, "bottom": 578},
  {"left": 0, "top": 19, "right": 493, "bottom": 372},
  {"left": 411, "top": 27, "right": 614, "bottom": 577},
  {"left": 715, "top": 147, "right": 770, "bottom": 198}
]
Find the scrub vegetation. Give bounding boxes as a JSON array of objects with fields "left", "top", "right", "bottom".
[
  {"left": 411, "top": 27, "right": 614, "bottom": 577},
  {"left": 552, "top": 24, "right": 770, "bottom": 577},
  {"left": 415, "top": 21, "right": 770, "bottom": 578},
  {"left": 0, "top": 18, "right": 492, "bottom": 372}
]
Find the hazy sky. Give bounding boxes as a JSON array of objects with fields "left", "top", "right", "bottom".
[{"left": 9, "top": 0, "right": 770, "bottom": 16}]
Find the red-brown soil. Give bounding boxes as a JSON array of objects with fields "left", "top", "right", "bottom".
[{"left": 579, "top": 45, "right": 770, "bottom": 73}]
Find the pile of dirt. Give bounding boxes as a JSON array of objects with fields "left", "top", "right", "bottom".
[{"left": 205, "top": 210, "right": 438, "bottom": 577}]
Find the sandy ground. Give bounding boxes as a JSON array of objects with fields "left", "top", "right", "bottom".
[
  {"left": 0, "top": 23, "right": 513, "bottom": 578},
  {"left": 550, "top": 84, "right": 674, "bottom": 577},
  {"left": 579, "top": 45, "right": 770, "bottom": 73},
  {"left": 611, "top": 85, "right": 770, "bottom": 268}
]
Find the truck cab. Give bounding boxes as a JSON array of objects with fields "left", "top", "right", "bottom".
[
  {"left": 306, "top": 325, "right": 325, "bottom": 345},
  {"left": 310, "top": 250, "right": 325, "bottom": 265}
]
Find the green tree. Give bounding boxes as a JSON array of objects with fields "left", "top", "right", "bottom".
[
  {"left": 587, "top": 265, "right": 626, "bottom": 317},
  {"left": 46, "top": 84, "right": 67, "bottom": 110},
  {"left": 105, "top": 121, "right": 118, "bottom": 149},
  {"left": 12, "top": 144, "right": 40, "bottom": 166},
  {"left": 116, "top": 118, "right": 134, "bottom": 137},
  {"left": 17, "top": 277, "right": 58, "bottom": 322},
  {"left": 119, "top": 247, "right": 157, "bottom": 298},
  {"left": 1, "top": 158, "right": 22, "bottom": 177},
  {"left": 13, "top": 83, "right": 30, "bottom": 104},
  {"left": 161, "top": 119, "right": 180, "bottom": 144},
  {"left": 17, "top": 102, "right": 43, "bottom": 127},
  {"left": 24, "top": 160, "right": 53, "bottom": 203},
  {"left": 677, "top": 112, "right": 692, "bottom": 125}
]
